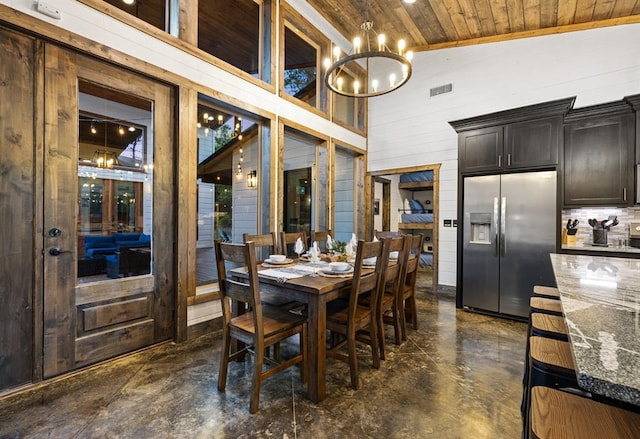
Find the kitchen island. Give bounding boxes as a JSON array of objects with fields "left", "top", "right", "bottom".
[{"left": 549, "top": 253, "right": 640, "bottom": 406}]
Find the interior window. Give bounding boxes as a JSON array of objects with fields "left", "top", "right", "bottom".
[
  {"left": 103, "top": 0, "right": 167, "bottom": 31},
  {"left": 198, "top": 0, "right": 265, "bottom": 79},
  {"left": 284, "top": 26, "right": 317, "bottom": 105}
]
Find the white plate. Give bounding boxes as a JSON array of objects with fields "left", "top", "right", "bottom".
[
  {"left": 321, "top": 266, "right": 354, "bottom": 275},
  {"left": 264, "top": 258, "right": 293, "bottom": 265},
  {"left": 363, "top": 257, "right": 377, "bottom": 266}
]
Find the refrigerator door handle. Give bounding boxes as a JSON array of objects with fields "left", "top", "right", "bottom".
[
  {"left": 501, "top": 196, "right": 507, "bottom": 256},
  {"left": 493, "top": 197, "right": 499, "bottom": 257}
]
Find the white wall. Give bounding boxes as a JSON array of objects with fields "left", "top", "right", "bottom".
[{"left": 367, "top": 24, "right": 640, "bottom": 287}]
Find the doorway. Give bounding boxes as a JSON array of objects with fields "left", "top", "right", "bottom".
[{"left": 41, "top": 44, "right": 176, "bottom": 378}]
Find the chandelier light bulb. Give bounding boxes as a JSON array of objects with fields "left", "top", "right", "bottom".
[
  {"left": 398, "top": 39, "right": 406, "bottom": 56},
  {"left": 371, "top": 79, "right": 379, "bottom": 92},
  {"left": 337, "top": 76, "right": 344, "bottom": 91},
  {"left": 90, "top": 124, "right": 97, "bottom": 134},
  {"left": 333, "top": 46, "right": 341, "bottom": 61},
  {"left": 389, "top": 73, "right": 397, "bottom": 87},
  {"left": 203, "top": 112, "right": 209, "bottom": 121},
  {"left": 128, "top": 126, "right": 135, "bottom": 132},
  {"left": 197, "top": 122, "right": 202, "bottom": 128},
  {"left": 353, "top": 80, "right": 360, "bottom": 94},
  {"left": 323, "top": 57, "right": 331, "bottom": 70},
  {"left": 377, "top": 34, "right": 386, "bottom": 51},
  {"left": 118, "top": 125, "right": 125, "bottom": 135},
  {"left": 353, "top": 37, "right": 361, "bottom": 54},
  {"left": 406, "top": 50, "right": 414, "bottom": 61},
  {"left": 402, "top": 64, "right": 409, "bottom": 77}
]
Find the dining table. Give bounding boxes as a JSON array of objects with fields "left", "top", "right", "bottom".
[
  {"left": 230, "top": 259, "right": 358, "bottom": 403},
  {"left": 549, "top": 253, "right": 640, "bottom": 407}
]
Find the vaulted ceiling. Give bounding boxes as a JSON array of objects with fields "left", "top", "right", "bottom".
[{"left": 307, "top": 0, "right": 640, "bottom": 52}]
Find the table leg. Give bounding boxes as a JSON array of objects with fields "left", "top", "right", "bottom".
[{"left": 307, "top": 295, "right": 327, "bottom": 403}]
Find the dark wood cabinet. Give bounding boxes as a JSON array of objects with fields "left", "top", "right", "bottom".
[
  {"left": 452, "top": 98, "right": 574, "bottom": 174},
  {"left": 458, "top": 126, "right": 503, "bottom": 173},
  {"left": 505, "top": 117, "right": 560, "bottom": 169},
  {"left": 563, "top": 106, "right": 634, "bottom": 206}
]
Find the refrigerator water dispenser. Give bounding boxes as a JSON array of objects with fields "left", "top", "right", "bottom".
[{"left": 470, "top": 213, "right": 492, "bottom": 244}]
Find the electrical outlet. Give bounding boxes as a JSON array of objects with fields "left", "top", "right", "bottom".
[
  {"left": 36, "top": 1, "right": 61, "bottom": 19},
  {"left": 453, "top": 219, "right": 458, "bottom": 227},
  {"left": 444, "top": 219, "right": 452, "bottom": 227}
]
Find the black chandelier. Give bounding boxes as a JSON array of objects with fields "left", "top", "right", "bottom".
[{"left": 323, "top": 0, "right": 413, "bottom": 98}]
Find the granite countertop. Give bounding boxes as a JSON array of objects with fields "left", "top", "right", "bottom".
[
  {"left": 562, "top": 242, "right": 640, "bottom": 254},
  {"left": 549, "top": 253, "right": 640, "bottom": 406}
]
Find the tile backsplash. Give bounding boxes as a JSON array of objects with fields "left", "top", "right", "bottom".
[{"left": 562, "top": 207, "right": 640, "bottom": 247}]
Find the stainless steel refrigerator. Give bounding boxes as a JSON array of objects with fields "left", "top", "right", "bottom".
[{"left": 462, "top": 171, "right": 557, "bottom": 318}]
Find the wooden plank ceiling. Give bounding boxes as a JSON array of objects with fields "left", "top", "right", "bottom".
[{"left": 307, "top": 0, "right": 640, "bottom": 52}]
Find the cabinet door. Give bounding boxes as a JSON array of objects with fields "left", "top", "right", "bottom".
[
  {"left": 459, "top": 126, "right": 503, "bottom": 173},
  {"left": 564, "top": 114, "right": 634, "bottom": 206},
  {"left": 505, "top": 116, "right": 560, "bottom": 169}
]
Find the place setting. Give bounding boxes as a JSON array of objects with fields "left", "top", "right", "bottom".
[{"left": 261, "top": 254, "right": 295, "bottom": 267}]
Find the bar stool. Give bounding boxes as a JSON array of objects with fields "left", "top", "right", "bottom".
[
  {"left": 529, "top": 297, "right": 563, "bottom": 316},
  {"left": 523, "top": 336, "right": 587, "bottom": 436},
  {"left": 530, "top": 313, "right": 568, "bottom": 341},
  {"left": 532, "top": 285, "right": 560, "bottom": 300},
  {"left": 530, "top": 386, "right": 640, "bottom": 439}
]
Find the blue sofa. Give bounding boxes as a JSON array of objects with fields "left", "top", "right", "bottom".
[{"left": 84, "top": 233, "right": 151, "bottom": 256}]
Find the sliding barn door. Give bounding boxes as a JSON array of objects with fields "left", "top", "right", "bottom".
[{"left": 42, "top": 44, "right": 175, "bottom": 378}]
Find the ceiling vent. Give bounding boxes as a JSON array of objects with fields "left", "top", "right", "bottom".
[{"left": 430, "top": 83, "right": 453, "bottom": 97}]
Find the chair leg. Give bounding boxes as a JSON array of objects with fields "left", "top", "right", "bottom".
[
  {"left": 378, "top": 310, "right": 386, "bottom": 361},
  {"left": 391, "top": 304, "right": 402, "bottom": 345},
  {"left": 370, "top": 320, "right": 380, "bottom": 370},
  {"left": 300, "top": 326, "right": 307, "bottom": 384},
  {"left": 399, "top": 298, "right": 409, "bottom": 342},
  {"left": 347, "top": 329, "right": 359, "bottom": 390},
  {"left": 409, "top": 294, "right": 418, "bottom": 330},
  {"left": 250, "top": 342, "right": 264, "bottom": 414},
  {"left": 218, "top": 330, "right": 231, "bottom": 391}
]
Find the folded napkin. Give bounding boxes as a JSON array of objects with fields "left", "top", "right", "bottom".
[
  {"left": 326, "top": 234, "right": 333, "bottom": 251},
  {"left": 294, "top": 237, "right": 305, "bottom": 255}
]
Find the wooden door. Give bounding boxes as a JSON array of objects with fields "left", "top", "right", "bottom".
[
  {"left": 0, "top": 27, "right": 37, "bottom": 391},
  {"left": 42, "top": 44, "right": 175, "bottom": 378}
]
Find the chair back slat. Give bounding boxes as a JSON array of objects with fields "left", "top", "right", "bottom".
[
  {"left": 280, "top": 231, "right": 308, "bottom": 257},
  {"left": 311, "top": 230, "right": 333, "bottom": 252},
  {"left": 243, "top": 232, "right": 278, "bottom": 260}
]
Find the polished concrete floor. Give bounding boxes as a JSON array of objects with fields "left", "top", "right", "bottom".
[{"left": 0, "top": 274, "right": 527, "bottom": 438}]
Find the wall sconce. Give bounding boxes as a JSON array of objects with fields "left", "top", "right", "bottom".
[{"left": 247, "top": 170, "right": 257, "bottom": 188}]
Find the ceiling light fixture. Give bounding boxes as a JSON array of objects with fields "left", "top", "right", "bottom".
[{"left": 323, "top": 0, "right": 413, "bottom": 98}]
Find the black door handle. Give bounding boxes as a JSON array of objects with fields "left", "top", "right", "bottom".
[{"left": 49, "top": 247, "right": 70, "bottom": 256}]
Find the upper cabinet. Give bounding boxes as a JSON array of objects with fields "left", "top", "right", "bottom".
[
  {"left": 563, "top": 102, "right": 635, "bottom": 207},
  {"left": 451, "top": 98, "right": 574, "bottom": 174}
]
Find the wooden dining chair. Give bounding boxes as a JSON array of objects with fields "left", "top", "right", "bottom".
[
  {"left": 376, "top": 235, "right": 411, "bottom": 359},
  {"left": 400, "top": 234, "right": 424, "bottom": 341},
  {"left": 214, "top": 240, "right": 307, "bottom": 414},
  {"left": 243, "top": 232, "right": 279, "bottom": 260},
  {"left": 310, "top": 229, "right": 333, "bottom": 252},
  {"left": 326, "top": 239, "right": 388, "bottom": 390},
  {"left": 280, "top": 231, "right": 308, "bottom": 257}
]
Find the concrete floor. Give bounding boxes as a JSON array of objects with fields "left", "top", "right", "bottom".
[{"left": 0, "top": 275, "right": 528, "bottom": 438}]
